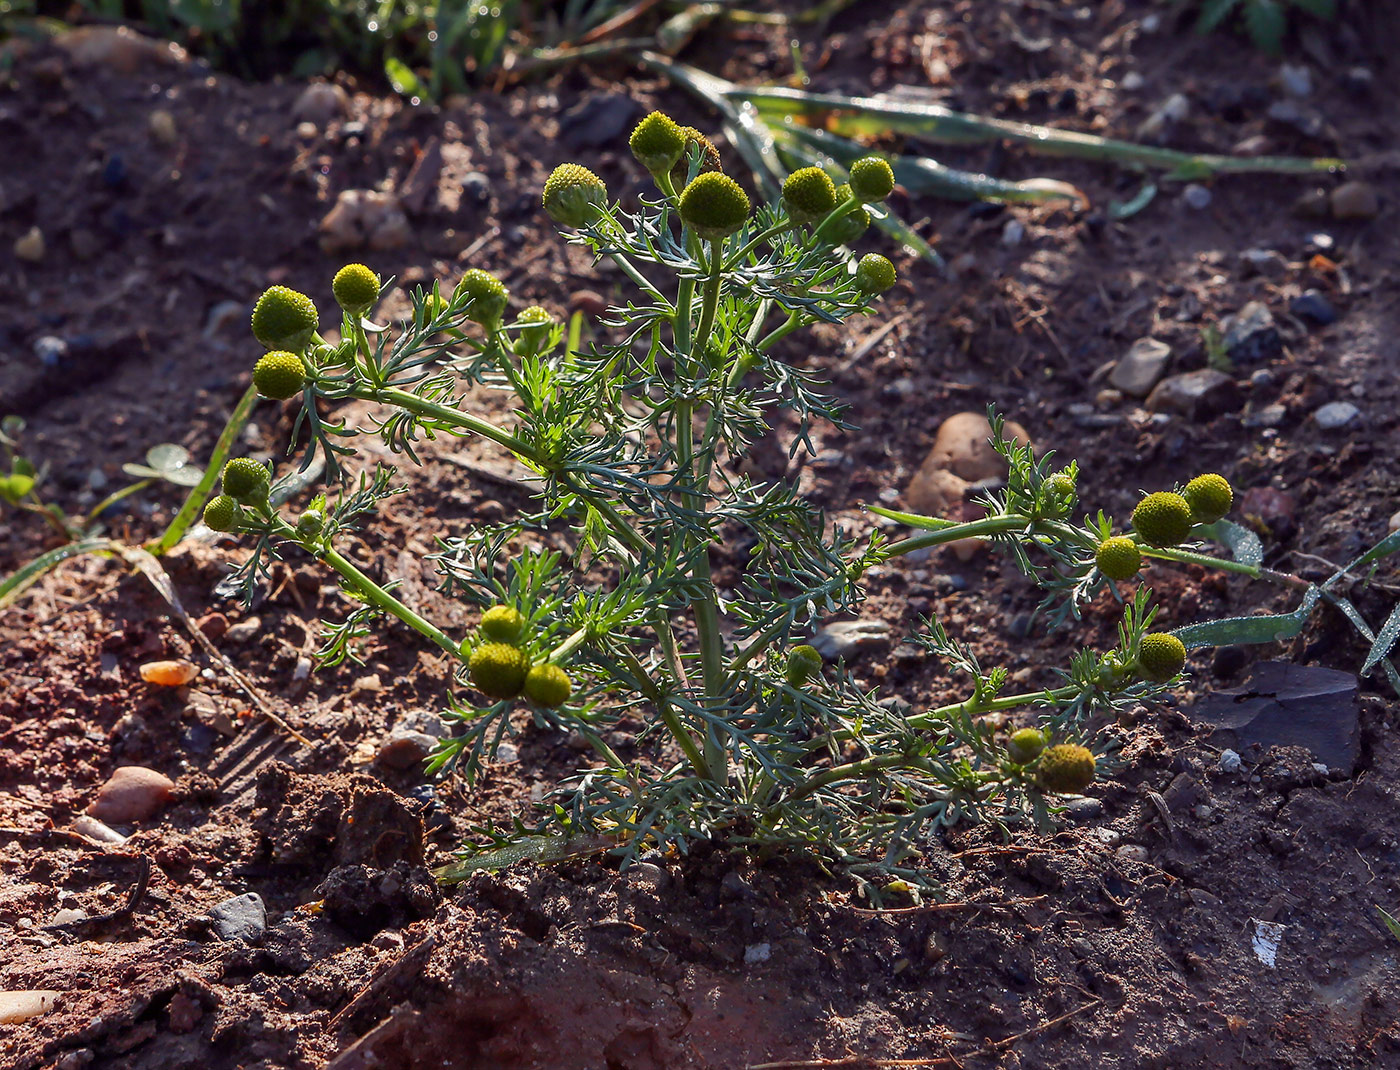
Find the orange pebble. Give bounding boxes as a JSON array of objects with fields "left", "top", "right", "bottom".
[{"left": 138, "top": 659, "right": 198, "bottom": 687}]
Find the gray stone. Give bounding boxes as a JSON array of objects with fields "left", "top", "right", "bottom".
[
  {"left": 1192, "top": 662, "right": 1360, "bottom": 775},
  {"left": 1109, "top": 337, "right": 1171, "bottom": 397},
  {"left": 1000, "top": 218, "right": 1025, "bottom": 247},
  {"left": 1279, "top": 63, "right": 1312, "bottom": 98},
  {"left": 1290, "top": 289, "right": 1337, "bottom": 326},
  {"left": 376, "top": 730, "right": 437, "bottom": 771},
  {"left": 1314, "top": 401, "right": 1360, "bottom": 430},
  {"left": 1239, "top": 248, "right": 1287, "bottom": 279},
  {"left": 1222, "top": 301, "right": 1281, "bottom": 364},
  {"left": 1330, "top": 181, "right": 1378, "bottom": 221},
  {"left": 1145, "top": 368, "right": 1241, "bottom": 420},
  {"left": 224, "top": 617, "right": 261, "bottom": 643},
  {"left": 810, "top": 620, "right": 892, "bottom": 660},
  {"left": 209, "top": 893, "right": 266, "bottom": 942},
  {"left": 1182, "top": 184, "right": 1212, "bottom": 210}
]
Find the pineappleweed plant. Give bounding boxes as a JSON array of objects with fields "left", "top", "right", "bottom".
[{"left": 208, "top": 110, "right": 1257, "bottom": 891}]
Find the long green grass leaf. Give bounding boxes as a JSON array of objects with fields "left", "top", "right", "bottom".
[{"left": 0, "top": 537, "right": 117, "bottom": 609}]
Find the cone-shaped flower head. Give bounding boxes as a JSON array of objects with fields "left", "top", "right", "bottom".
[
  {"left": 1131, "top": 491, "right": 1194, "bottom": 547},
  {"left": 1137, "top": 633, "right": 1187, "bottom": 683},
  {"left": 469, "top": 642, "right": 530, "bottom": 700},
  {"left": 785, "top": 644, "right": 824, "bottom": 686},
  {"left": 1095, "top": 536, "right": 1142, "bottom": 581},
  {"left": 203, "top": 494, "right": 241, "bottom": 532},
  {"left": 222, "top": 458, "right": 271, "bottom": 505},
  {"left": 1182, "top": 473, "right": 1233, "bottom": 524},
  {"left": 679, "top": 172, "right": 750, "bottom": 242},
  {"left": 332, "top": 263, "right": 381, "bottom": 315},
  {"left": 782, "top": 166, "right": 837, "bottom": 224},
  {"left": 670, "top": 127, "right": 722, "bottom": 188},
  {"left": 524, "top": 663, "right": 573, "bottom": 708},
  {"left": 252, "top": 351, "right": 307, "bottom": 400},
  {"left": 457, "top": 268, "right": 509, "bottom": 328},
  {"left": 543, "top": 163, "right": 608, "bottom": 228},
  {"left": 855, "top": 253, "right": 897, "bottom": 294},
  {"left": 849, "top": 156, "right": 896, "bottom": 202},
  {"left": 1035, "top": 744, "right": 1096, "bottom": 794},
  {"left": 251, "top": 285, "right": 318, "bottom": 352},
  {"left": 1006, "top": 727, "right": 1047, "bottom": 764},
  {"left": 629, "top": 111, "right": 686, "bottom": 175},
  {"left": 514, "top": 305, "right": 554, "bottom": 356},
  {"left": 479, "top": 605, "right": 526, "bottom": 644}
]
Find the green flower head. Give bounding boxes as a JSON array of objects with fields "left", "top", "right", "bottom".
[
  {"left": 670, "top": 127, "right": 722, "bottom": 189},
  {"left": 1035, "top": 744, "right": 1096, "bottom": 794},
  {"left": 679, "top": 172, "right": 750, "bottom": 242},
  {"left": 1137, "top": 633, "right": 1187, "bottom": 683},
  {"left": 1006, "top": 727, "right": 1047, "bottom": 764},
  {"left": 480, "top": 604, "right": 526, "bottom": 644},
  {"left": 524, "top": 663, "right": 573, "bottom": 708},
  {"left": 785, "top": 644, "right": 824, "bottom": 686},
  {"left": 543, "top": 163, "right": 608, "bottom": 228},
  {"left": 1182, "top": 473, "right": 1233, "bottom": 524},
  {"left": 514, "top": 305, "right": 554, "bottom": 356},
  {"left": 332, "top": 263, "right": 381, "bottom": 315},
  {"left": 629, "top": 111, "right": 686, "bottom": 175},
  {"left": 829, "top": 184, "right": 870, "bottom": 245},
  {"left": 781, "top": 166, "right": 837, "bottom": 225},
  {"left": 1095, "top": 536, "right": 1142, "bottom": 581},
  {"left": 222, "top": 457, "right": 271, "bottom": 505},
  {"left": 458, "top": 268, "right": 509, "bottom": 328},
  {"left": 251, "top": 285, "right": 318, "bottom": 352},
  {"left": 848, "top": 156, "right": 896, "bottom": 202},
  {"left": 1131, "top": 492, "right": 1194, "bottom": 548},
  {"left": 855, "top": 253, "right": 897, "bottom": 294},
  {"left": 203, "top": 494, "right": 241, "bottom": 532},
  {"left": 252, "top": 351, "right": 307, "bottom": 400},
  {"left": 469, "top": 641, "right": 530, "bottom": 700}
]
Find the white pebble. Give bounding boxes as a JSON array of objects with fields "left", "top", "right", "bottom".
[
  {"left": 744, "top": 942, "right": 772, "bottom": 964},
  {"left": 1218, "top": 749, "right": 1242, "bottom": 773}
]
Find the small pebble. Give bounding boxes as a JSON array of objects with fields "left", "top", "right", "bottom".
[
  {"left": 1314, "top": 401, "right": 1359, "bottom": 430},
  {"left": 86, "top": 766, "right": 175, "bottom": 823},
  {"left": 72, "top": 814, "right": 128, "bottom": 845},
  {"left": 461, "top": 171, "right": 491, "bottom": 203},
  {"left": 495, "top": 741, "right": 520, "bottom": 764},
  {"left": 810, "top": 619, "right": 892, "bottom": 659},
  {"left": 0, "top": 991, "right": 63, "bottom": 1024},
  {"left": 35, "top": 336, "right": 68, "bottom": 367},
  {"left": 1278, "top": 63, "right": 1312, "bottom": 98},
  {"left": 291, "top": 656, "right": 312, "bottom": 682},
  {"left": 51, "top": 907, "right": 88, "bottom": 926},
  {"left": 224, "top": 617, "right": 262, "bottom": 643},
  {"left": 1121, "top": 71, "right": 1144, "bottom": 91},
  {"left": 1330, "top": 181, "right": 1379, "bottom": 222},
  {"left": 208, "top": 892, "right": 267, "bottom": 942},
  {"left": 14, "top": 226, "right": 45, "bottom": 263},
  {"left": 1290, "top": 289, "right": 1337, "bottom": 326},
  {"left": 1182, "top": 184, "right": 1212, "bottom": 210},
  {"left": 744, "top": 942, "right": 772, "bottom": 964},
  {"left": 376, "top": 730, "right": 437, "bottom": 771},
  {"left": 1116, "top": 844, "right": 1150, "bottom": 863},
  {"left": 148, "top": 109, "right": 177, "bottom": 146},
  {"left": 1218, "top": 749, "right": 1242, "bottom": 773},
  {"left": 1000, "top": 218, "right": 1025, "bottom": 247},
  {"left": 139, "top": 659, "right": 198, "bottom": 687}
]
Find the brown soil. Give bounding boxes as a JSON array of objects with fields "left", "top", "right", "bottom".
[{"left": 3, "top": 3, "right": 1399, "bottom": 1068}]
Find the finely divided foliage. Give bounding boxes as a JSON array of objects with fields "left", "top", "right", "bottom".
[{"left": 205, "top": 111, "right": 1357, "bottom": 895}]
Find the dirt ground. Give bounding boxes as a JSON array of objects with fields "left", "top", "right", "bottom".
[{"left": 2, "top": 2, "right": 1399, "bottom": 1067}]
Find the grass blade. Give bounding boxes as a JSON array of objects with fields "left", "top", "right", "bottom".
[{"left": 0, "top": 537, "right": 118, "bottom": 609}]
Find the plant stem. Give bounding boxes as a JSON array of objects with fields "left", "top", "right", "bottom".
[
  {"left": 347, "top": 383, "right": 539, "bottom": 461},
  {"left": 83, "top": 479, "right": 153, "bottom": 530},
  {"left": 907, "top": 686, "right": 1079, "bottom": 733},
  {"left": 317, "top": 541, "right": 460, "bottom": 659}
]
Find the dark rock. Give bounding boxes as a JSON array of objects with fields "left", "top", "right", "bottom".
[
  {"left": 1290, "top": 289, "right": 1337, "bottom": 326},
  {"left": 1190, "top": 661, "right": 1359, "bottom": 775},
  {"left": 1330, "top": 181, "right": 1378, "bottom": 222},
  {"left": 209, "top": 893, "right": 266, "bottom": 942},
  {"left": 1222, "top": 301, "right": 1281, "bottom": 364},
  {"left": 1145, "top": 368, "right": 1242, "bottom": 420}
]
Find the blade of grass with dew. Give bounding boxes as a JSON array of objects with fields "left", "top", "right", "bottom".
[
  {"left": 0, "top": 537, "right": 118, "bottom": 609},
  {"left": 729, "top": 85, "right": 1345, "bottom": 179}
]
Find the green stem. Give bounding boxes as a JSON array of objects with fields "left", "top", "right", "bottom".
[
  {"left": 787, "top": 751, "right": 928, "bottom": 804},
  {"left": 348, "top": 384, "right": 539, "bottom": 461},
  {"left": 547, "top": 627, "right": 590, "bottom": 664},
  {"left": 1142, "top": 545, "right": 1261, "bottom": 578},
  {"left": 907, "top": 686, "right": 1078, "bottom": 733},
  {"left": 723, "top": 220, "right": 796, "bottom": 270},
  {"left": 83, "top": 479, "right": 153, "bottom": 531},
  {"left": 318, "top": 542, "right": 460, "bottom": 659},
  {"left": 883, "top": 514, "right": 1039, "bottom": 558},
  {"left": 806, "top": 193, "right": 861, "bottom": 248}
]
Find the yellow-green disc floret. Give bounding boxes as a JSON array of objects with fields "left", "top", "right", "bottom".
[
  {"left": 785, "top": 644, "right": 824, "bottom": 686},
  {"left": 629, "top": 111, "right": 686, "bottom": 175},
  {"left": 253, "top": 351, "right": 307, "bottom": 400},
  {"left": 1182, "top": 473, "right": 1233, "bottom": 524},
  {"left": 222, "top": 457, "right": 271, "bottom": 505},
  {"left": 524, "top": 663, "right": 573, "bottom": 708},
  {"left": 781, "top": 166, "right": 837, "bottom": 225},
  {"left": 679, "top": 172, "right": 750, "bottom": 241},
  {"left": 296, "top": 508, "right": 324, "bottom": 540},
  {"left": 855, "top": 253, "right": 897, "bottom": 294},
  {"left": 457, "top": 268, "right": 509, "bottom": 327},
  {"left": 542, "top": 163, "right": 608, "bottom": 228},
  {"left": 332, "top": 263, "right": 381, "bottom": 314},
  {"left": 1035, "top": 744, "right": 1097, "bottom": 794},
  {"left": 1137, "top": 632, "right": 1187, "bottom": 683},
  {"left": 1131, "top": 491, "right": 1194, "bottom": 547},
  {"left": 1045, "top": 470, "right": 1076, "bottom": 496},
  {"left": 829, "top": 184, "right": 870, "bottom": 244},
  {"left": 1095, "top": 536, "right": 1143, "bottom": 581},
  {"left": 479, "top": 604, "right": 526, "bottom": 644},
  {"left": 468, "top": 642, "right": 530, "bottom": 700},
  {"left": 848, "top": 156, "right": 896, "bottom": 202},
  {"left": 203, "top": 494, "right": 241, "bottom": 532},
  {"left": 670, "top": 127, "right": 722, "bottom": 188},
  {"left": 514, "top": 304, "right": 554, "bottom": 356},
  {"left": 1006, "top": 727, "right": 1047, "bottom": 764},
  {"left": 251, "top": 285, "right": 318, "bottom": 352}
]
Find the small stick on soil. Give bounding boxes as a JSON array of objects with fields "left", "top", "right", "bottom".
[
  {"left": 840, "top": 894, "right": 1048, "bottom": 916},
  {"left": 329, "top": 932, "right": 439, "bottom": 1034},
  {"left": 42, "top": 855, "right": 152, "bottom": 933}
]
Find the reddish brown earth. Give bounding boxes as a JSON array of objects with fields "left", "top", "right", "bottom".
[{"left": 2, "top": 3, "right": 1399, "bottom": 1068}]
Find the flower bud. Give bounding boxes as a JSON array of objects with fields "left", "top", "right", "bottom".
[
  {"left": 332, "top": 263, "right": 381, "bottom": 315},
  {"left": 785, "top": 644, "right": 823, "bottom": 686},
  {"left": 251, "top": 285, "right": 318, "bottom": 352},
  {"left": 513, "top": 305, "right": 554, "bottom": 356},
  {"left": 829, "top": 184, "right": 870, "bottom": 244},
  {"left": 1137, "top": 633, "right": 1187, "bottom": 683},
  {"left": 479, "top": 604, "right": 526, "bottom": 644},
  {"left": 854, "top": 253, "right": 896, "bottom": 294},
  {"left": 670, "top": 127, "right": 722, "bottom": 189},
  {"left": 629, "top": 111, "right": 686, "bottom": 175},
  {"left": 469, "top": 642, "right": 530, "bottom": 700},
  {"left": 848, "top": 156, "right": 895, "bottom": 202},
  {"left": 1006, "top": 727, "right": 1047, "bottom": 764},
  {"left": 253, "top": 351, "right": 307, "bottom": 400},
  {"left": 296, "top": 508, "right": 325, "bottom": 540},
  {"left": 781, "top": 166, "right": 837, "bottom": 225},
  {"left": 203, "top": 494, "right": 241, "bottom": 532},
  {"left": 1095, "top": 536, "right": 1142, "bottom": 581},
  {"left": 221, "top": 458, "right": 271, "bottom": 506},
  {"left": 524, "top": 663, "right": 573, "bottom": 708},
  {"left": 1182, "top": 473, "right": 1233, "bottom": 524},
  {"left": 457, "top": 268, "right": 509, "bottom": 328},
  {"left": 1131, "top": 491, "right": 1194, "bottom": 548},
  {"left": 1035, "top": 744, "right": 1096, "bottom": 794},
  {"left": 543, "top": 163, "right": 608, "bottom": 228},
  {"left": 679, "top": 172, "right": 750, "bottom": 241}
]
